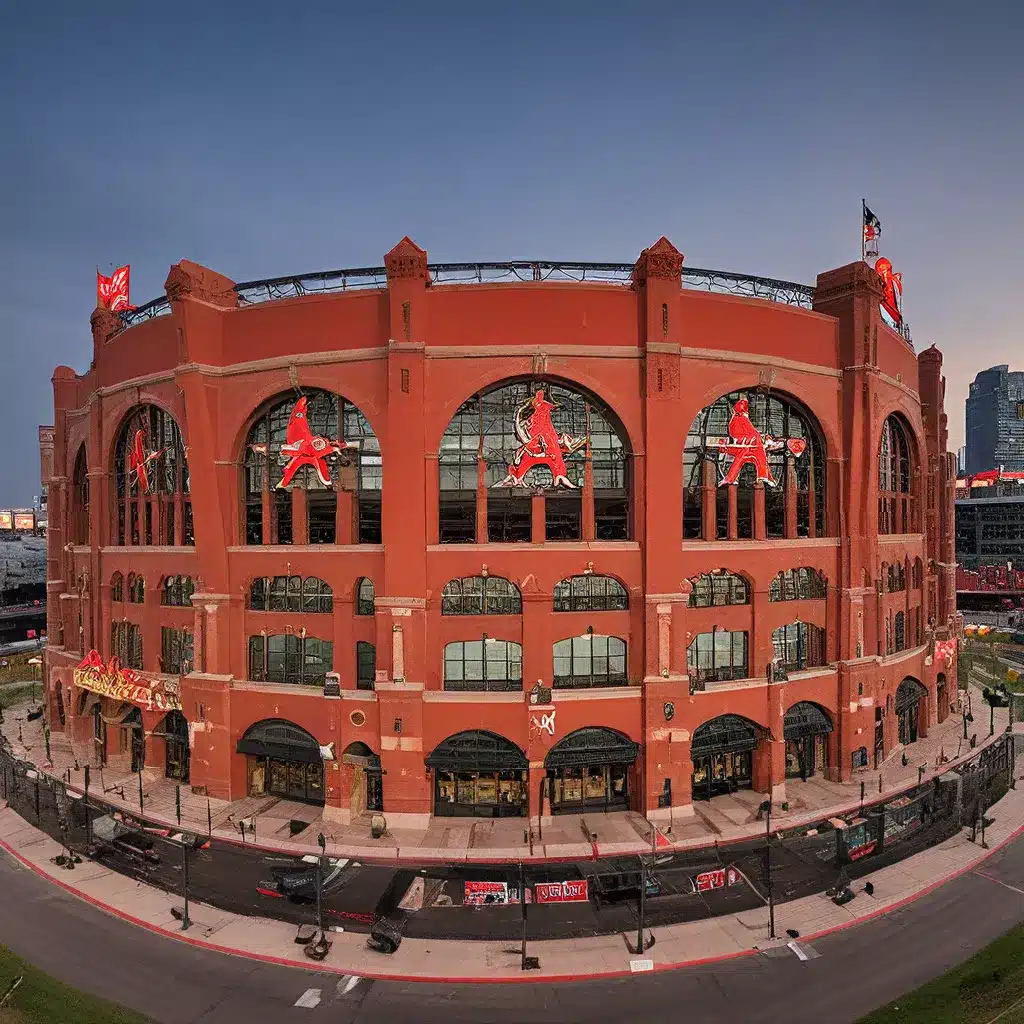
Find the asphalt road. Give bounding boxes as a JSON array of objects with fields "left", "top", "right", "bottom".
[{"left": 2, "top": 829, "right": 1024, "bottom": 1023}]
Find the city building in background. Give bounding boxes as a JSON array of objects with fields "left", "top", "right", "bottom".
[
  {"left": 965, "top": 364, "right": 1024, "bottom": 475},
  {"left": 42, "top": 239, "right": 958, "bottom": 827}
]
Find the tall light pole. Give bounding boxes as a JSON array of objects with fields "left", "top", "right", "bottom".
[
  {"left": 760, "top": 799, "right": 776, "bottom": 939},
  {"left": 316, "top": 831, "right": 326, "bottom": 942}
]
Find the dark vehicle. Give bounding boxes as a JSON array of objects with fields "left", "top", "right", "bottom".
[
  {"left": 89, "top": 815, "right": 160, "bottom": 865},
  {"left": 257, "top": 858, "right": 353, "bottom": 903}
]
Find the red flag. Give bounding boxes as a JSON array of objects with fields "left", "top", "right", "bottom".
[{"left": 97, "top": 265, "right": 135, "bottom": 312}]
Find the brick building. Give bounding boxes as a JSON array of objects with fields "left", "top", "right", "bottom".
[{"left": 42, "top": 237, "right": 959, "bottom": 829}]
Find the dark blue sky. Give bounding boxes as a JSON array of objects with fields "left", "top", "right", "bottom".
[{"left": 2, "top": 2, "right": 1021, "bottom": 505}]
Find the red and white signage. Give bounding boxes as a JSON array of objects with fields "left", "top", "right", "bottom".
[
  {"left": 695, "top": 869, "right": 726, "bottom": 892},
  {"left": 464, "top": 881, "right": 516, "bottom": 906},
  {"left": 534, "top": 880, "right": 589, "bottom": 904},
  {"left": 97, "top": 265, "right": 135, "bottom": 313}
]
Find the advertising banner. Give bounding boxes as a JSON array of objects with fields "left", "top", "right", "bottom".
[
  {"left": 73, "top": 649, "right": 182, "bottom": 713},
  {"left": 534, "top": 880, "right": 589, "bottom": 904},
  {"left": 0, "top": 512, "right": 12, "bottom": 530},
  {"left": 13, "top": 513, "right": 35, "bottom": 531},
  {"left": 464, "top": 881, "right": 518, "bottom": 906},
  {"left": 695, "top": 869, "right": 726, "bottom": 892}
]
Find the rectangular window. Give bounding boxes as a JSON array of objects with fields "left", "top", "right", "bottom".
[
  {"left": 439, "top": 498, "right": 477, "bottom": 544},
  {"left": 308, "top": 493, "right": 337, "bottom": 544},
  {"left": 487, "top": 495, "right": 532, "bottom": 543},
  {"left": 356, "top": 642, "right": 376, "bottom": 691},
  {"left": 160, "top": 627, "right": 194, "bottom": 674},
  {"left": 686, "top": 630, "right": 748, "bottom": 684},
  {"left": 274, "top": 491, "right": 293, "bottom": 545},
  {"left": 545, "top": 494, "right": 581, "bottom": 541},
  {"left": 594, "top": 497, "right": 629, "bottom": 540},
  {"left": 248, "top": 634, "right": 333, "bottom": 686},
  {"left": 111, "top": 622, "right": 144, "bottom": 671}
]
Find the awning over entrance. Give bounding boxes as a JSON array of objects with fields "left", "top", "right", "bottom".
[
  {"left": 895, "top": 677, "right": 927, "bottom": 713},
  {"left": 342, "top": 741, "right": 381, "bottom": 770},
  {"left": 236, "top": 719, "right": 322, "bottom": 764},
  {"left": 783, "top": 702, "right": 833, "bottom": 741},
  {"left": 691, "top": 715, "right": 760, "bottom": 756},
  {"left": 544, "top": 727, "right": 639, "bottom": 769},
  {"left": 425, "top": 730, "right": 527, "bottom": 773}
]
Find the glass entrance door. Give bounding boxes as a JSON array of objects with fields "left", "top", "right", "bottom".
[
  {"left": 898, "top": 702, "right": 920, "bottom": 746},
  {"left": 433, "top": 770, "right": 526, "bottom": 817},
  {"left": 785, "top": 735, "right": 827, "bottom": 780},
  {"left": 254, "top": 757, "right": 325, "bottom": 805},
  {"left": 547, "top": 764, "right": 630, "bottom": 814},
  {"left": 691, "top": 750, "right": 753, "bottom": 800}
]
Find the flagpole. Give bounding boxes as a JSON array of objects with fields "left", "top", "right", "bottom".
[{"left": 861, "top": 198, "right": 866, "bottom": 262}]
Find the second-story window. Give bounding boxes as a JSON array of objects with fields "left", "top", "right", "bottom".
[
  {"left": 356, "top": 578, "right": 376, "bottom": 616},
  {"left": 771, "top": 621, "right": 826, "bottom": 673},
  {"left": 442, "top": 576, "right": 522, "bottom": 615},
  {"left": 248, "top": 634, "right": 333, "bottom": 686},
  {"left": 161, "top": 575, "right": 196, "bottom": 607},
  {"left": 688, "top": 571, "right": 749, "bottom": 607},
  {"left": 127, "top": 573, "right": 145, "bottom": 604},
  {"left": 887, "top": 563, "right": 906, "bottom": 593},
  {"left": 552, "top": 634, "right": 627, "bottom": 689},
  {"left": 160, "top": 626, "right": 194, "bottom": 674},
  {"left": 443, "top": 639, "right": 523, "bottom": 691},
  {"left": 687, "top": 630, "right": 748, "bottom": 684},
  {"left": 878, "top": 415, "right": 916, "bottom": 534},
  {"left": 769, "top": 568, "right": 827, "bottom": 601},
  {"left": 894, "top": 611, "right": 906, "bottom": 652},
  {"left": 356, "top": 641, "right": 376, "bottom": 690},
  {"left": 111, "top": 621, "right": 143, "bottom": 670},
  {"left": 72, "top": 445, "right": 90, "bottom": 544},
  {"left": 110, "top": 572, "right": 124, "bottom": 603}
]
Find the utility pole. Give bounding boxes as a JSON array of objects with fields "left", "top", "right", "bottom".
[
  {"left": 761, "top": 799, "right": 776, "bottom": 939},
  {"left": 179, "top": 839, "right": 191, "bottom": 931},
  {"left": 316, "top": 832, "right": 326, "bottom": 942},
  {"left": 519, "top": 861, "right": 528, "bottom": 970}
]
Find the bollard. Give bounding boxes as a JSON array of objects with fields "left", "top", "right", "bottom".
[
  {"left": 207, "top": 798, "right": 212, "bottom": 838},
  {"left": 138, "top": 771, "right": 144, "bottom": 817},
  {"left": 878, "top": 774, "right": 883, "bottom": 793},
  {"left": 180, "top": 841, "right": 191, "bottom": 931},
  {"left": 859, "top": 781, "right": 865, "bottom": 814},
  {"left": 176, "top": 785, "right": 181, "bottom": 826},
  {"left": 84, "top": 766, "right": 91, "bottom": 847}
]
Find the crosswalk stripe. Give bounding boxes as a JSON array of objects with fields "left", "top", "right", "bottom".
[{"left": 294, "top": 988, "right": 321, "bottom": 1008}]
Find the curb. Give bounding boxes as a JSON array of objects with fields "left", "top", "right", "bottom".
[{"left": 2, "top": 812, "right": 1023, "bottom": 985}]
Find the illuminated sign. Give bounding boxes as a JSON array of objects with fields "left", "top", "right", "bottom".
[
  {"left": 534, "top": 880, "right": 589, "bottom": 904},
  {"left": 875, "top": 257, "right": 904, "bottom": 331},
  {"left": 13, "top": 513, "right": 35, "bottom": 531}
]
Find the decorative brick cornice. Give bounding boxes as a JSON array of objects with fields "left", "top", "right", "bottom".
[
  {"left": 632, "top": 236, "right": 683, "bottom": 285},
  {"left": 90, "top": 306, "right": 122, "bottom": 347},
  {"left": 164, "top": 260, "right": 238, "bottom": 309},
  {"left": 384, "top": 236, "right": 429, "bottom": 283}
]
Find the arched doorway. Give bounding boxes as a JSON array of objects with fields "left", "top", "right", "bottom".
[
  {"left": 544, "top": 727, "right": 639, "bottom": 814},
  {"left": 691, "top": 715, "right": 760, "bottom": 800},
  {"left": 162, "top": 711, "right": 190, "bottom": 783},
  {"left": 237, "top": 719, "right": 325, "bottom": 805},
  {"left": 342, "top": 741, "right": 383, "bottom": 815},
  {"left": 123, "top": 707, "right": 145, "bottom": 773},
  {"left": 426, "top": 731, "right": 528, "bottom": 818},
  {"left": 783, "top": 702, "right": 833, "bottom": 780},
  {"left": 896, "top": 678, "right": 928, "bottom": 746}
]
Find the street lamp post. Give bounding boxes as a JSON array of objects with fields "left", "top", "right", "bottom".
[
  {"left": 760, "top": 799, "right": 776, "bottom": 940},
  {"left": 316, "top": 831, "right": 326, "bottom": 942},
  {"left": 179, "top": 839, "right": 191, "bottom": 931}
]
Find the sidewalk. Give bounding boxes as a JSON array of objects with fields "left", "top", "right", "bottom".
[
  {"left": 1, "top": 765, "right": 1022, "bottom": 983},
  {"left": 0, "top": 681, "right": 1009, "bottom": 865}
]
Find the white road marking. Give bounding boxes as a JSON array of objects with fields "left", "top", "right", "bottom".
[
  {"left": 629, "top": 959, "right": 654, "bottom": 973},
  {"left": 337, "top": 975, "right": 361, "bottom": 996},
  {"left": 974, "top": 871, "right": 1024, "bottom": 898},
  {"left": 294, "top": 988, "right": 322, "bottom": 1008},
  {"left": 787, "top": 940, "right": 820, "bottom": 961}
]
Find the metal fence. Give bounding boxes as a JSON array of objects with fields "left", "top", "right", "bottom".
[{"left": 0, "top": 733, "right": 1014, "bottom": 943}]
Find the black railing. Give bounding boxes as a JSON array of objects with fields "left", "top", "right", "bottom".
[{"left": 115, "top": 260, "right": 818, "bottom": 332}]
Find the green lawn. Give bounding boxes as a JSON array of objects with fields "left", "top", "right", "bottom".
[
  {"left": 0, "top": 946, "right": 150, "bottom": 1024},
  {"left": 858, "top": 923, "right": 1024, "bottom": 1023}
]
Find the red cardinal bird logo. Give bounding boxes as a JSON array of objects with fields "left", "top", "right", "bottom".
[
  {"left": 276, "top": 396, "right": 359, "bottom": 489},
  {"left": 875, "top": 257, "right": 903, "bottom": 327},
  {"left": 97, "top": 265, "right": 135, "bottom": 313},
  {"left": 128, "top": 429, "right": 164, "bottom": 493},
  {"left": 496, "top": 390, "right": 587, "bottom": 489},
  {"left": 715, "top": 399, "right": 807, "bottom": 487}
]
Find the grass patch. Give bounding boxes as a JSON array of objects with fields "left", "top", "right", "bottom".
[
  {"left": 0, "top": 945, "right": 150, "bottom": 1023},
  {"left": 858, "top": 922, "right": 1024, "bottom": 1022},
  {"left": 0, "top": 656, "right": 40, "bottom": 686},
  {"left": 0, "top": 684, "right": 39, "bottom": 712}
]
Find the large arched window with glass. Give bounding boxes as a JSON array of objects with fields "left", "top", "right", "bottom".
[
  {"left": 771, "top": 621, "right": 827, "bottom": 673},
  {"left": 114, "top": 405, "right": 191, "bottom": 546},
  {"left": 553, "top": 634, "right": 627, "bottom": 689},
  {"left": 248, "top": 634, "right": 333, "bottom": 685},
  {"left": 878, "top": 415, "right": 916, "bottom": 534},
  {"left": 443, "top": 639, "right": 523, "bottom": 691},
  {"left": 438, "top": 378, "right": 631, "bottom": 544},
  {"left": 683, "top": 391, "right": 825, "bottom": 541},
  {"left": 687, "top": 571, "right": 749, "bottom": 607},
  {"left": 161, "top": 575, "right": 196, "bottom": 607},
  {"left": 687, "top": 630, "right": 748, "bottom": 687},
  {"left": 553, "top": 575, "right": 628, "bottom": 612},
  {"left": 249, "top": 576, "right": 333, "bottom": 613},
  {"left": 243, "top": 389, "right": 381, "bottom": 546},
  {"left": 769, "top": 568, "right": 827, "bottom": 602},
  {"left": 72, "top": 445, "right": 89, "bottom": 544}
]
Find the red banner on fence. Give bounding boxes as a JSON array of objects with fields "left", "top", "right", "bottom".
[
  {"left": 464, "top": 881, "right": 514, "bottom": 905},
  {"left": 695, "top": 869, "right": 726, "bottom": 892},
  {"left": 534, "top": 880, "right": 589, "bottom": 904}
]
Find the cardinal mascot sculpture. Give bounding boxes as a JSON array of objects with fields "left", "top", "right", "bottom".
[
  {"left": 496, "top": 390, "right": 587, "bottom": 488},
  {"left": 715, "top": 398, "right": 806, "bottom": 487},
  {"left": 276, "top": 396, "right": 359, "bottom": 489}
]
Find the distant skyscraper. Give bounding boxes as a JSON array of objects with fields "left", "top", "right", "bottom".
[
  {"left": 956, "top": 446, "right": 966, "bottom": 475},
  {"left": 965, "top": 365, "right": 1024, "bottom": 474}
]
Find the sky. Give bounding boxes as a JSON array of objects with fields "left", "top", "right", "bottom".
[{"left": 1, "top": 1, "right": 1022, "bottom": 505}]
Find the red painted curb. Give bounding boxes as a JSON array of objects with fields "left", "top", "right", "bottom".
[{"left": 2, "top": 807, "right": 1022, "bottom": 985}]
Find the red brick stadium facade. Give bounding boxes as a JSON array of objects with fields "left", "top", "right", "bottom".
[{"left": 42, "top": 237, "right": 960, "bottom": 829}]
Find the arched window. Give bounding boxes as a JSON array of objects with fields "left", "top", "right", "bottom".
[
  {"left": 248, "top": 576, "right": 332, "bottom": 613},
  {"left": 111, "top": 621, "right": 143, "bottom": 669},
  {"left": 72, "top": 445, "right": 89, "bottom": 544},
  {"left": 769, "top": 568, "right": 827, "bottom": 601},
  {"left": 683, "top": 391, "right": 825, "bottom": 541},
  {"left": 687, "top": 571, "right": 749, "bottom": 607},
  {"left": 114, "top": 405, "right": 191, "bottom": 546},
  {"left": 356, "top": 641, "right": 376, "bottom": 690},
  {"left": 356, "top": 578, "right": 375, "bottom": 616},
  {"left": 687, "top": 630, "right": 748, "bottom": 686},
  {"left": 553, "top": 575, "right": 628, "bottom": 612},
  {"left": 110, "top": 572, "right": 124, "bottom": 603},
  {"left": 771, "top": 622, "right": 827, "bottom": 673},
  {"left": 438, "top": 378, "right": 631, "bottom": 544},
  {"left": 127, "top": 573, "right": 145, "bottom": 604},
  {"left": 161, "top": 575, "right": 196, "bottom": 607},
  {"left": 243, "top": 389, "right": 381, "bottom": 546},
  {"left": 553, "top": 634, "right": 627, "bottom": 689},
  {"left": 442, "top": 576, "right": 522, "bottom": 615},
  {"left": 248, "top": 634, "right": 333, "bottom": 685},
  {"left": 443, "top": 639, "right": 523, "bottom": 691},
  {"left": 878, "top": 415, "right": 915, "bottom": 534},
  {"left": 912, "top": 558, "right": 923, "bottom": 589},
  {"left": 894, "top": 611, "right": 906, "bottom": 652}
]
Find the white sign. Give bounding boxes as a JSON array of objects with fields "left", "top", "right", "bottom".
[{"left": 531, "top": 709, "right": 556, "bottom": 736}]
